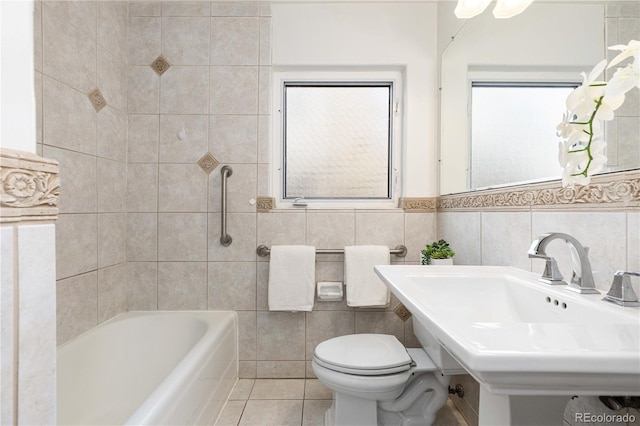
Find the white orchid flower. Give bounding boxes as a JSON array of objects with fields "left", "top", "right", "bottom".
[
  {"left": 556, "top": 112, "right": 588, "bottom": 144},
  {"left": 586, "top": 58, "right": 608, "bottom": 82},
  {"left": 605, "top": 40, "right": 640, "bottom": 97},
  {"left": 588, "top": 153, "right": 608, "bottom": 175},
  {"left": 606, "top": 63, "right": 640, "bottom": 97},
  {"left": 561, "top": 147, "right": 607, "bottom": 186},
  {"left": 587, "top": 138, "right": 607, "bottom": 157},
  {"left": 562, "top": 158, "right": 593, "bottom": 186},
  {"left": 558, "top": 139, "right": 588, "bottom": 168},
  {"left": 565, "top": 59, "right": 626, "bottom": 121},
  {"left": 565, "top": 61, "right": 606, "bottom": 113},
  {"left": 562, "top": 169, "right": 591, "bottom": 187},
  {"left": 584, "top": 139, "right": 608, "bottom": 176},
  {"left": 556, "top": 111, "right": 573, "bottom": 138},
  {"left": 607, "top": 40, "right": 640, "bottom": 68},
  {"left": 558, "top": 142, "right": 568, "bottom": 167},
  {"left": 590, "top": 119, "right": 603, "bottom": 138},
  {"left": 596, "top": 92, "right": 626, "bottom": 120},
  {"left": 558, "top": 141, "right": 581, "bottom": 167},
  {"left": 566, "top": 125, "right": 590, "bottom": 145},
  {"left": 561, "top": 149, "right": 591, "bottom": 186},
  {"left": 559, "top": 39, "right": 638, "bottom": 188},
  {"left": 558, "top": 134, "right": 607, "bottom": 187},
  {"left": 557, "top": 109, "right": 603, "bottom": 152}
]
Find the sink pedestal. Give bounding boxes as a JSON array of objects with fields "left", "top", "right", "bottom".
[{"left": 479, "top": 386, "right": 570, "bottom": 426}]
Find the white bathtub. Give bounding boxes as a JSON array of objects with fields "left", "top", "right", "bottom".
[{"left": 57, "top": 311, "right": 238, "bottom": 425}]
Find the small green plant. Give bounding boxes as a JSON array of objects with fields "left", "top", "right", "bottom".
[{"left": 421, "top": 239, "right": 455, "bottom": 265}]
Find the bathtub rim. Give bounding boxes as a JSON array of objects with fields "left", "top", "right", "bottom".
[{"left": 57, "top": 310, "right": 239, "bottom": 349}]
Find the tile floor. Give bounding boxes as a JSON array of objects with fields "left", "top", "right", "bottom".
[{"left": 215, "top": 379, "right": 469, "bottom": 426}]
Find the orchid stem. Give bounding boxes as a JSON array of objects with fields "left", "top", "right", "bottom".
[{"left": 570, "top": 95, "right": 603, "bottom": 178}]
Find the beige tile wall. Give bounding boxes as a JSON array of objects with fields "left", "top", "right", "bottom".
[
  {"left": 123, "top": 2, "right": 437, "bottom": 379},
  {"left": 34, "top": 0, "right": 129, "bottom": 345},
  {"left": 605, "top": 2, "right": 640, "bottom": 171}
]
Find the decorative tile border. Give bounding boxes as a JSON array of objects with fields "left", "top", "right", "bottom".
[
  {"left": 400, "top": 197, "right": 437, "bottom": 212},
  {"left": 1, "top": 149, "right": 60, "bottom": 223},
  {"left": 257, "top": 196, "right": 274, "bottom": 212},
  {"left": 437, "top": 170, "right": 639, "bottom": 211}
]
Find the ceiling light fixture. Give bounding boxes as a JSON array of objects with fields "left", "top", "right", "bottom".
[
  {"left": 492, "top": 0, "right": 535, "bottom": 18},
  {"left": 454, "top": 0, "right": 492, "bottom": 19},
  {"left": 454, "top": 0, "right": 534, "bottom": 19}
]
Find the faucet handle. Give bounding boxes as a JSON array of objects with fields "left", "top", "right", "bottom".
[
  {"left": 527, "top": 244, "right": 566, "bottom": 285},
  {"left": 602, "top": 270, "right": 640, "bottom": 307},
  {"left": 539, "top": 257, "right": 567, "bottom": 285}
]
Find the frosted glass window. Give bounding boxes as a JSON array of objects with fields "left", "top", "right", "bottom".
[
  {"left": 471, "top": 83, "right": 576, "bottom": 189},
  {"left": 283, "top": 83, "right": 393, "bottom": 199}
]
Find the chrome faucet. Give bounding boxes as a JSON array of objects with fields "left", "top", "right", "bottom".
[
  {"left": 528, "top": 232, "right": 600, "bottom": 294},
  {"left": 603, "top": 271, "right": 640, "bottom": 307}
]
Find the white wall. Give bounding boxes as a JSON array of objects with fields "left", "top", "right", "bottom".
[
  {"left": 1, "top": 2, "right": 57, "bottom": 423},
  {"left": 439, "top": 2, "right": 605, "bottom": 194},
  {"left": 271, "top": 2, "right": 440, "bottom": 197},
  {"left": 1, "top": 224, "right": 57, "bottom": 425},
  {"left": 0, "top": 0, "right": 36, "bottom": 153}
]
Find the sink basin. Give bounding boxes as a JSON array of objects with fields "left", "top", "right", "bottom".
[{"left": 374, "top": 265, "right": 640, "bottom": 396}]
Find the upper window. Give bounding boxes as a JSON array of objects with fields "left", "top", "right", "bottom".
[
  {"left": 273, "top": 71, "right": 402, "bottom": 208},
  {"left": 470, "top": 82, "right": 577, "bottom": 189}
]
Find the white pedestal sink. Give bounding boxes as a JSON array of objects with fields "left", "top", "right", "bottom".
[{"left": 374, "top": 265, "right": 640, "bottom": 425}]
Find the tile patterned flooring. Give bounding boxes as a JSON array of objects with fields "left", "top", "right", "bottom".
[{"left": 215, "top": 379, "right": 469, "bottom": 426}]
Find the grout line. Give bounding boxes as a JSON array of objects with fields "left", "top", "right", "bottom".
[{"left": 205, "top": 12, "right": 211, "bottom": 310}]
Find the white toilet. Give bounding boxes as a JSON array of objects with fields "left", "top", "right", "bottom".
[{"left": 312, "top": 334, "right": 450, "bottom": 426}]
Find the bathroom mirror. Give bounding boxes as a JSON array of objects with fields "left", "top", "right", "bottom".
[{"left": 439, "top": 1, "right": 640, "bottom": 195}]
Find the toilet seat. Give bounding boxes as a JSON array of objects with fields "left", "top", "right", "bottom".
[{"left": 314, "top": 334, "right": 413, "bottom": 376}]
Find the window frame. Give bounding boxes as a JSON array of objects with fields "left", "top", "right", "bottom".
[
  {"left": 271, "top": 69, "right": 403, "bottom": 209},
  {"left": 269, "top": 67, "right": 404, "bottom": 209}
]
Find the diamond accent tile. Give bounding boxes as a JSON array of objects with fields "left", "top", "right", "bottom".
[
  {"left": 394, "top": 303, "right": 412, "bottom": 321},
  {"left": 150, "top": 55, "right": 171, "bottom": 76},
  {"left": 198, "top": 153, "right": 220, "bottom": 174},
  {"left": 88, "top": 88, "right": 107, "bottom": 112}
]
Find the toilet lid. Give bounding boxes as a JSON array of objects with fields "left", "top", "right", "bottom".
[{"left": 314, "top": 334, "right": 413, "bottom": 376}]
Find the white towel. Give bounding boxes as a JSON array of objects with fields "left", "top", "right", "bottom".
[
  {"left": 344, "top": 245, "right": 390, "bottom": 307},
  {"left": 268, "top": 245, "right": 316, "bottom": 311}
]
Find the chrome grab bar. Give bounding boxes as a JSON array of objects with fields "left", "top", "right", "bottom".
[
  {"left": 220, "top": 165, "right": 233, "bottom": 247},
  {"left": 256, "top": 244, "right": 408, "bottom": 257}
]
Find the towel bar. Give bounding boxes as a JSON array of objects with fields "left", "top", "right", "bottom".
[{"left": 256, "top": 244, "right": 407, "bottom": 258}]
